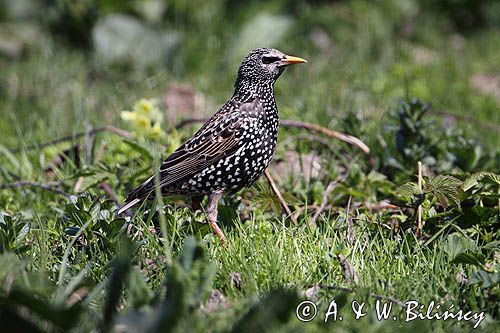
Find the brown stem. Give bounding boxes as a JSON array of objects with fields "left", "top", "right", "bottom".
[
  {"left": 0, "top": 181, "right": 71, "bottom": 198},
  {"left": 280, "top": 120, "right": 369, "bottom": 153},
  {"left": 345, "top": 196, "right": 354, "bottom": 245},
  {"left": 309, "top": 174, "right": 346, "bottom": 226},
  {"left": 362, "top": 201, "right": 400, "bottom": 210},
  {"left": 292, "top": 204, "right": 322, "bottom": 221},
  {"left": 100, "top": 182, "right": 120, "bottom": 205},
  {"left": 9, "top": 125, "right": 132, "bottom": 153},
  {"left": 264, "top": 169, "right": 297, "bottom": 224},
  {"left": 337, "top": 254, "right": 359, "bottom": 285},
  {"left": 280, "top": 119, "right": 374, "bottom": 166},
  {"left": 84, "top": 124, "right": 94, "bottom": 166}
]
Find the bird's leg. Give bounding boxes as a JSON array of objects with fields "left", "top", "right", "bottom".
[
  {"left": 206, "top": 191, "right": 226, "bottom": 245},
  {"left": 191, "top": 195, "right": 204, "bottom": 211}
]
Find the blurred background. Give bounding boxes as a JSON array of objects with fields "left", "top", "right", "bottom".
[{"left": 1, "top": 0, "right": 499, "bottom": 151}]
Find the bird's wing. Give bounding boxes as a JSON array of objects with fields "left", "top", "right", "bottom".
[
  {"left": 123, "top": 98, "right": 262, "bottom": 203},
  {"left": 158, "top": 115, "right": 243, "bottom": 185}
]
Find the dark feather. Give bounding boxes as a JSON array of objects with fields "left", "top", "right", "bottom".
[{"left": 123, "top": 98, "right": 262, "bottom": 203}]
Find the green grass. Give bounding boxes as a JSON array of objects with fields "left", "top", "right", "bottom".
[{"left": 1, "top": 0, "right": 499, "bottom": 332}]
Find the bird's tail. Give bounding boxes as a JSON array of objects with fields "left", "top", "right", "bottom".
[
  {"left": 117, "top": 176, "right": 154, "bottom": 215},
  {"left": 117, "top": 198, "right": 141, "bottom": 215}
]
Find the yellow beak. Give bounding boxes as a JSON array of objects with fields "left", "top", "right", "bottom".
[{"left": 280, "top": 55, "right": 307, "bottom": 66}]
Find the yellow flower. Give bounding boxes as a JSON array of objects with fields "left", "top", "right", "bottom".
[
  {"left": 135, "top": 114, "right": 150, "bottom": 129},
  {"left": 122, "top": 98, "right": 165, "bottom": 140},
  {"left": 120, "top": 110, "right": 137, "bottom": 121},
  {"left": 134, "top": 99, "right": 155, "bottom": 115}
]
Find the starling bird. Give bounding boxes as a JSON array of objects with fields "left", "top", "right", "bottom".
[{"left": 118, "top": 48, "right": 306, "bottom": 243}]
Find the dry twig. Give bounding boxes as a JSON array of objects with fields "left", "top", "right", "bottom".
[
  {"left": 84, "top": 124, "right": 94, "bottom": 166},
  {"left": 278, "top": 133, "right": 336, "bottom": 153},
  {"left": 362, "top": 201, "right": 400, "bottom": 210},
  {"left": 0, "top": 181, "right": 71, "bottom": 198},
  {"left": 345, "top": 196, "right": 354, "bottom": 245},
  {"left": 337, "top": 254, "right": 359, "bottom": 285},
  {"left": 280, "top": 120, "right": 370, "bottom": 153},
  {"left": 264, "top": 169, "right": 297, "bottom": 224},
  {"left": 100, "top": 182, "right": 121, "bottom": 205},
  {"left": 292, "top": 204, "right": 322, "bottom": 222},
  {"left": 9, "top": 125, "right": 132, "bottom": 153},
  {"left": 309, "top": 174, "right": 346, "bottom": 226}
]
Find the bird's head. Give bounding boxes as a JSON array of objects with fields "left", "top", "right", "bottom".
[{"left": 235, "top": 48, "right": 307, "bottom": 88}]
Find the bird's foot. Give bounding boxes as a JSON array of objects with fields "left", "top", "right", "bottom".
[
  {"left": 209, "top": 220, "right": 226, "bottom": 245},
  {"left": 207, "top": 191, "right": 226, "bottom": 245}
]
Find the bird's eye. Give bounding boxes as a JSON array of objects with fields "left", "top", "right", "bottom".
[{"left": 262, "top": 56, "right": 281, "bottom": 64}]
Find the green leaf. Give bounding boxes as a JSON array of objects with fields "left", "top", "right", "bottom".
[
  {"left": 463, "top": 172, "right": 500, "bottom": 191},
  {"left": 0, "top": 307, "right": 46, "bottom": 333},
  {"left": 0, "top": 144, "right": 20, "bottom": 171},
  {"left": 102, "top": 236, "right": 134, "bottom": 332},
  {"left": 425, "top": 175, "right": 462, "bottom": 208},
  {"left": 443, "top": 234, "right": 465, "bottom": 259},
  {"left": 146, "top": 236, "right": 214, "bottom": 332},
  {"left": 451, "top": 252, "right": 485, "bottom": 267},
  {"left": 443, "top": 233, "right": 481, "bottom": 265},
  {"left": 230, "top": 289, "right": 300, "bottom": 333},
  {"left": 396, "top": 182, "right": 419, "bottom": 197},
  {"left": 78, "top": 173, "right": 109, "bottom": 192},
  {"left": 485, "top": 173, "right": 500, "bottom": 185},
  {"left": 482, "top": 241, "right": 500, "bottom": 250},
  {"left": 122, "top": 139, "right": 153, "bottom": 161},
  {"left": 469, "top": 270, "right": 500, "bottom": 288},
  {"left": 14, "top": 221, "right": 30, "bottom": 245},
  {"left": 128, "top": 267, "right": 154, "bottom": 308},
  {"left": 0, "top": 288, "right": 82, "bottom": 330}
]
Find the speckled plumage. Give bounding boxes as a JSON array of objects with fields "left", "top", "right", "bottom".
[{"left": 119, "top": 48, "right": 306, "bottom": 243}]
